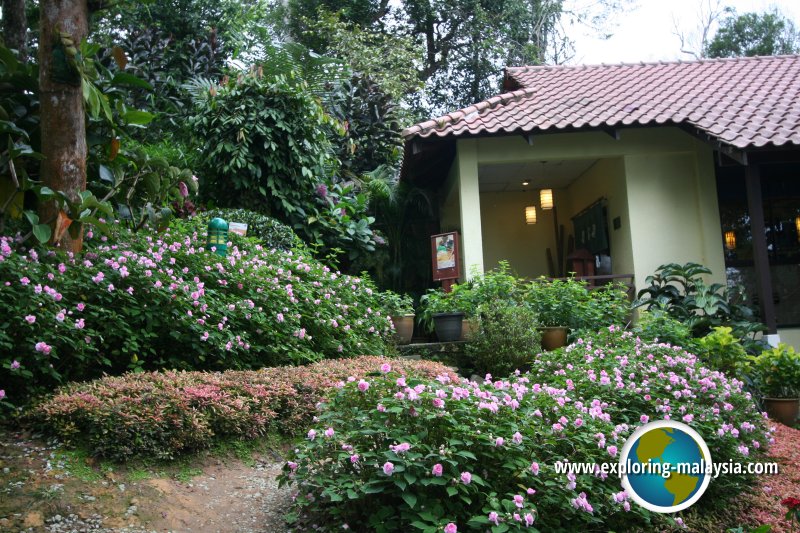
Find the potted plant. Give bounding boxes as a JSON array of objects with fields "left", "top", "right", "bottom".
[
  {"left": 748, "top": 343, "right": 800, "bottom": 425},
  {"left": 419, "top": 289, "right": 464, "bottom": 343},
  {"left": 379, "top": 291, "right": 416, "bottom": 345},
  {"left": 523, "top": 277, "right": 585, "bottom": 350},
  {"left": 448, "top": 280, "right": 480, "bottom": 340}
]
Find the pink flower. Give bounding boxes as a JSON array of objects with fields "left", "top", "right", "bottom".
[
  {"left": 380, "top": 363, "right": 392, "bottom": 373},
  {"left": 20, "top": 277, "right": 30, "bottom": 285},
  {"left": 607, "top": 445, "right": 618, "bottom": 457},
  {"left": 307, "top": 429, "right": 317, "bottom": 441},
  {"left": 640, "top": 414, "right": 649, "bottom": 424},
  {"left": 25, "top": 315, "right": 36, "bottom": 324},
  {"left": 377, "top": 404, "right": 386, "bottom": 412},
  {"left": 76, "top": 303, "right": 85, "bottom": 312},
  {"left": 488, "top": 512, "right": 499, "bottom": 525},
  {"left": 357, "top": 379, "right": 370, "bottom": 392},
  {"left": 178, "top": 181, "right": 189, "bottom": 198},
  {"left": 55, "top": 312, "right": 65, "bottom": 322},
  {"left": 513, "top": 494, "right": 524, "bottom": 508},
  {"left": 287, "top": 461, "right": 298, "bottom": 471},
  {"left": 444, "top": 524, "right": 457, "bottom": 533},
  {"left": 0, "top": 390, "right": 4, "bottom": 400},
  {"left": 350, "top": 454, "right": 359, "bottom": 463},
  {"left": 35, "top": 341, "right": 52, "bottom": 355},
  {"left": 75, "top": 319, "right": 85, "bottom": 330},
  {"left": 10, "top": 360, "right": 20, "bottom": 370},
  {"left": 526, "top": 488, "right": 536, "bottom": 496},
  {"left": 460, "top": 471, "right": 472, "bottom": 484},
  {"left": 276, "top": 313, "right": 284, "bottom": 323},
  {"left": 432, "top": 463, "right": 443, "bottom": 477},
  {"left": 383, "top": 462, "right": 394, "bottom": 476},
  {"left": 324, "top": 427, "right": 335, "bottom": 438},
  {"left": 495, "top": 437, "right": 505, "bottom": 447},
  {"left": 390, "top": 442, "right": 411, "bottom": 454},
  {"left": 524, "top": 513, "right": 534, "bottom": 526},
  {"left": 530, "top": 462, "right": 540, "bottom": 475}
]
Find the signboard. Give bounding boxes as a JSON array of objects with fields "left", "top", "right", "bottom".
[
  {"left": 229, "top": 222, "right": 248, "bottom": 236},
  {"left": 431, "top": 231, "right": 460, "bottom": 282}
]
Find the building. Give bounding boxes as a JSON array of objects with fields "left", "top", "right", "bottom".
[{"left": 401, "top": 55, "right": 800, "bottom": 347}]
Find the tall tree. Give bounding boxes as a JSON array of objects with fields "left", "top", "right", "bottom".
[
  {"left": 1, "top": 0, "right": 28, "bottom": 62},
  {"left": 38, "top": 0, "right": 89, "bottom": 252},
  {"left": 705, "top": 7, "right": 800, "bottom": 58}
]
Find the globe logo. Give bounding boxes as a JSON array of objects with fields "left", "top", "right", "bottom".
[{"left": 619, "top": 420, "right": 713, "bottom": 513}]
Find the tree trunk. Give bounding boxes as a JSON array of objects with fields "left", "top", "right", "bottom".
[
  {"left": 38, "top": 0, "right": 88, "bottom": 254},
  {"left": 1, "top": 0, "right": 27, "bottom": 62}
]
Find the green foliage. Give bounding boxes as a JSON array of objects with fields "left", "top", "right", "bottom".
[
  {"left": 279, "top": 328, "right": 769, "bottom": 530},
  {"left": 203, "top": 208, "right": 300, "bottom": 251},
  {"left": 747, "top": 344, "right": 800, "bottom": 398},
  {"left": 376, "top": 290, "right": 415, "bottom": 316},
  {"left": 188, "top": 69, "right": 381, "bottom": 264},
  {"left": 633, "top": 310, "right": 698, "bottom": 351},
  {"left": 633, "top": 262, "right": 765, "bottom": 343},
  {"left": 698, "top": 326, "right": 749, "bottom": 378},
  {"left": 29, "top": 356, "right": 457, "bottom": 460},
  {"left": 524, "top": 276, "right": 629, "bottom": 330},
  {"left": 706, "top": 7, "right": 800, "bottom": 58},
  {"left": 466, "top": 301, "right": 541, "bottom": 376},
  {"left": 0, "top": 219, "right": 395, "bottom": 401}
]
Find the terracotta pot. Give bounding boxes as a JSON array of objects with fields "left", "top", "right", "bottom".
[
  {"left": 460, "top": 318, "right": 479, "bottom": 340},
  {"left": 390, "top": 314, "right": 415, "bottom": 345},
  {"left": 433, "top": 312, "right": 464, "bottom": 342},
  {"left": 763, "top": 397, "right": 800, "bottom": 426},
  {"left": 540, "top": 326, "right": 568, "bottom": 351}
]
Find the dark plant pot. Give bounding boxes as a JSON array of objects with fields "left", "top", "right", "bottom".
[
  {"left": 391, "top": 314, "right": 415, "bottom": 345},
  {"left": 763, "top": 397, "right": 800, "bottom": 426},
  {"left": 460, "top": 317, "right": 479, "bottom": 341},
  {"left": 540, "top": 327, "right": 568, "bottom": 351},
  {"left": 433, "top": 312, "right": 464, "bottom": 342}
]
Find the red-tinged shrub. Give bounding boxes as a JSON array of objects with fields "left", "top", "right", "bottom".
[{"left": 29, "top": 356, "right": 457, "bottom": 461}]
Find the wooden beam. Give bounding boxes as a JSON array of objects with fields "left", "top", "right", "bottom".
[
  {"left": 602, "top": 127, "right": 620, "bottom": 140},
  {"left": 744, "top": 164, "right": 778, "bottom": 333}
]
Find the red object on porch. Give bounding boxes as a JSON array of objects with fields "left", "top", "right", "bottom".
[{"left": 567, "top": 249, "right": 596, "bottom": 285}]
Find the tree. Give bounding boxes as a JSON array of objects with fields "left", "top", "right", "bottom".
[
  {"left": 38, "top": 0, "right": 89, "bottom": 253},
  {"left": 1, "top": 0, "right": 28, "bottom": 62},
  {"left": 705, "top": 7, "right": 800, "bottom": 58},
  {"left": 673, "top": 0, "right": 726, "bottom": 60}
]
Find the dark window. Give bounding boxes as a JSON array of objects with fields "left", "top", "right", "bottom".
[{"left": 716, "top": 162, "right": 800, "bottom": 327}]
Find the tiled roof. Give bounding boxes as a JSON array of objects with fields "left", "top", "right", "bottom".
[{"left": 402, "top": 55, "right": 800, "bottom": 149}]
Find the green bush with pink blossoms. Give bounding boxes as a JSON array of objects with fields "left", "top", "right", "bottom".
[
  {"left": 278, "top": 327, "right": 772, "bottom": 531},
  {"left": 0, "top": 217, "right": 395, "bottom": 402}
]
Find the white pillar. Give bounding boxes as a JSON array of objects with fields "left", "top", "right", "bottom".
[{"left": 457, "top": 139, "right": 485, "bottom": 279}]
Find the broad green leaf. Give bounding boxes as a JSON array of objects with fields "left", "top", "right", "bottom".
[
  {"left": 122, "top": 110, "right": 155, "bottom": 125},
  {"left": 33, "top": 224, "right": 52, "bottom": 243},
  {"left": 400, "top": 492, "right": 417, "bottom": 509},
  {"left": 111, "top": 72, "right": 153, "bottom": 90}
]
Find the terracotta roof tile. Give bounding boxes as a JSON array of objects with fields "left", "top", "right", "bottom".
[{"left": 402, "top": 55, "right": 800, "bottom": 149}]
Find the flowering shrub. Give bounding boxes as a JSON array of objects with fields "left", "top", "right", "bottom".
[
  {"left": 30, "top": 356, "right": 457, "bottom": 460},
  {"left": 279, "top": 327, "right": 771, "bottom": 531},
  {"left": 0, "top": 218, "right": 396, "bottom": 401}
]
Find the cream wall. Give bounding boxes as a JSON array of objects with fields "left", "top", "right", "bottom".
[
  {"left": 446, "top": 127, "right": 725, "bottom": 293},
  {"left": 778, "top": 328, "right": 800, "bottom": 351},
  {"left": 565, "top": 158, "right": 633, "bottom": 276}
]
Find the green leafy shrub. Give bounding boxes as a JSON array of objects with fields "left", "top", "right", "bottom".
[
  {"left": 633, "top": 262, "right": 765, "bottom": 345},
  {"left": 29, "top": 356, "right": 457, "bottom": 460},
  {"left": 698, "top": 326, "right": 749, "bottom": 378},
  {"left": 466, "top": 302, "right": 541, "bottom": 376},
  {"left": 0, "top": 218, "right": 395, "bottom": 401},
  {"left": 279, "top": 327, "right": 770, "bottom": 531},
  {"left": 747, "top": 344, "right": 800, "bottom": 398},
  {"left": 376, "top": 290, "right": 414, "bottom": 316},
  {"left": 203, "top": 208, "right": 300, "bottom": 250},
  {"left": 188, "top": 69, "right": 382, "bottom": 264},
  {"left": 632, "top": 310, "right": 698, "bottom": 350}
]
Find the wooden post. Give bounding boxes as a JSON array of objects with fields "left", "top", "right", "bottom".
[{"left": 744, "top": 164, "right": 778, "bottom": 333}]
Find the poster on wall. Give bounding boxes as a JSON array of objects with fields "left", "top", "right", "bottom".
[{"left": 430, "top": 232, "right": 460, "bottom": 282}]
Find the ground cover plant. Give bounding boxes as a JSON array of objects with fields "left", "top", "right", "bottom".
[
  {"left": 279, "top": 326, "right": 772, "bottom": 531},
  {"left": 0, "top": 215, "right": 396, "bottom": 402},
  {"left": 29, "top": 356, "right": 457, "bottom": 461}
]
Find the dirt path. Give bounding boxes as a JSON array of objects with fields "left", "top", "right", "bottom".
[{"left": 0, "top": 429, "right": 292, "bottom": 533}]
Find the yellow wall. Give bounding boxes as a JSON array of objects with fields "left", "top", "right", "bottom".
[
  {"left": 480, "top": 190, "right": 559, "bottom": 278},
  {"left": 456, "top": 139, "right": 485, "bottom": 278},
  {"left": 566, "top": 158, "right": 633, "bottom": 276},
  {"left": 778, "top": 328, "right": 800, "bottom": 351}
]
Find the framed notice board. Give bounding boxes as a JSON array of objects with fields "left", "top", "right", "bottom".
[{"left": 430, "top": 231, "right": 460, "bottom": 282}]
